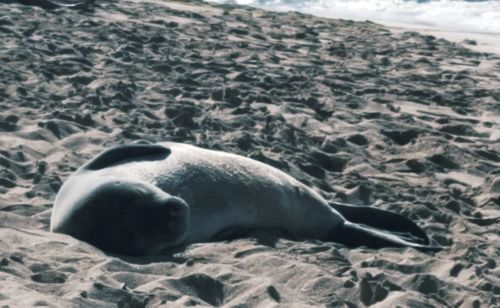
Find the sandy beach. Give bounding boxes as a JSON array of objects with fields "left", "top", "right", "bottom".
[{"left": 1, "top": 0, "right": 499, "bottom": 306}]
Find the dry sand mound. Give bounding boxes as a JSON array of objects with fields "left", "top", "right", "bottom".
[{"left": 1, "top": 0, "right": 499, "bottom": 306}]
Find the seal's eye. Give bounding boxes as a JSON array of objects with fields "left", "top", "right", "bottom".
[{"left": 121, "top": 189, "right": 144, "bottom": 206}]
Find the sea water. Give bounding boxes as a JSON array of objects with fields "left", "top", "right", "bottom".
[{"left": 204, "top": 0, "right": 500, "bottom": 34}]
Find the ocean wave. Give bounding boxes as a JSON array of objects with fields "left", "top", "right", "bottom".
[{"left": 204, "top": 0, "right": 500, "bottom": 34}]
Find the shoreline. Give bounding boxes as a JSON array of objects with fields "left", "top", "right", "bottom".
[
  {"left": 382, "top": 21, "right": 500, "bottom": 55},
  {"left": 202, "top": 1, "right": 500, "bottom": 55}
]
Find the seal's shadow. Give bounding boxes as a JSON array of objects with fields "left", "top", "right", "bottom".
[
  {"left": 108, "top": 246, "right": 188, "bottom": 265},
  {"left": 109, "top": 229, "right": 283, "bottom": 265},
  {"left": 212, "top": 228, "right": 283, "bottom": 247}
]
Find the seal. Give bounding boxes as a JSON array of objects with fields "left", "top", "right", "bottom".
[
  {"left": 16, "top": 0, "right": 92, "bottom": 10},
  {"left": 51, "top": 142, "right": 440, "bottom": 255}
]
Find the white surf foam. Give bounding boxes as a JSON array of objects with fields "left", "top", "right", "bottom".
[{"left": 205, "top": 0, "right": 500, "bottom": 34}]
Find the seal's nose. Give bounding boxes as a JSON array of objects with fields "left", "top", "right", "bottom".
[{"left": 164, "top": 197, "right": 189, "bottom": 218}]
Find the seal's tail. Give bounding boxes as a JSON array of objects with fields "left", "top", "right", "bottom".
[{"left": 328, "top": 202, "right": 442, "bottom": 252}]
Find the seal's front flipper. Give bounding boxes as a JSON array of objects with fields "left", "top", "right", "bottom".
[
  {"left": 82, "top": 144, "right": 171, "bottom": 171},
  {"left": 329, "top": 202, "right": 442, "bottom": 251}
]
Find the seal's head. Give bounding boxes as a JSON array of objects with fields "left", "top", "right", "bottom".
[{"left": 51, "top": 179, "right": 189, "bottom": 256}]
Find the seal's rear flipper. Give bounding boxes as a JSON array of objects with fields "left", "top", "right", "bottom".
[
  {"left": 83, "top": 144, "right": 171, "bottom": 171},
  {"left": 329, "top": 202, "right": 442, "bottom": 251},
  {"left": 330, "top": 202, "right": 429, "bottom": 244}
]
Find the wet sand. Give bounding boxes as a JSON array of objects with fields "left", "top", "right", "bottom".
[
  {"left": 1, "top": 0, "right": 499, "bottom": 306},
  {"left": 383, "top": 21, "right": 500, "bottom": 55}
]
